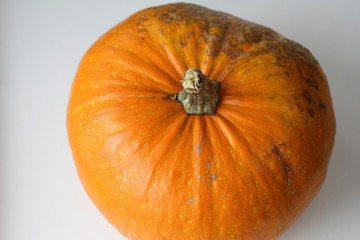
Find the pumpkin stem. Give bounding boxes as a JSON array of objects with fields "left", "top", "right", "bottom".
[{"left": 175, "top": 68, "right": 220, "bottom": 115}]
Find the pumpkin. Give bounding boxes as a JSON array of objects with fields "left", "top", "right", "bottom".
[{"left": 67, "top": 3, "right": 336, "bottom": 240}]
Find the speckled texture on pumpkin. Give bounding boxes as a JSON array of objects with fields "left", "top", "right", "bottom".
[{"left": 67, "top": 3, "right": 336, "bottom": 240}]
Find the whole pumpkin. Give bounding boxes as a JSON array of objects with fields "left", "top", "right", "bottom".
[{"left": 67, "top": 3, "right": 335, "bottom": 240}]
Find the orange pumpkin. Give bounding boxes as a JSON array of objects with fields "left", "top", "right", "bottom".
[{"left": 67, "top": 3, "right": 335, "bottom": 240}]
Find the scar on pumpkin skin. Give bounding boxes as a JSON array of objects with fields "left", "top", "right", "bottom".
[
  {"left": 205, "top": 160, "right": 213, "bottom": 167},
  {"left": 272, "top": 145, "right": 293, "bottom": 186},
  {"left": 195, "top": 135, "right": 202, "bottom": 158},
  {"left": 209, "top": 173, "right": 218, "bottom": 183}
]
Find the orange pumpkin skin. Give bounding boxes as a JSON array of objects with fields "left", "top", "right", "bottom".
[{"left": 67, "top": 3, "right": 335, "bottom": 240}]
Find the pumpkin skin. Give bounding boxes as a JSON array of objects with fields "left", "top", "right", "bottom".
[{"left": 67, "top": 3, "right": 336, "bottom": 240}]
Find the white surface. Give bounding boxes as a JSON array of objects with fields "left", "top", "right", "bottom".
[{"left": 1, "top": 0, "right": 359, "bottom": 239}]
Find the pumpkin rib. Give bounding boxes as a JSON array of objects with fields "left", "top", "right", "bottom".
[
  {"left": 136, "top": 9, "right": 191, "bottom": 78},
  {"left": 214, "top": 113, "right": 264, "bottom": 182},
  {"left": 198, "top": 116, "right": 222, "bottom": 235},
  {"left": 213, "top": 113, "right": 289, "bottom": 215},
  {"left": 173, "top": 115, "right": 205, "bottom": 238},
  {"left": 147, "top": 46, "right": 185, "bottom": 88},
  {"left": 197, "top": 30, "right": 215, "bottom": 76},
  {"left": 99, "top": 48, "right": 181, "bottom": 93},
  {"left": 75, "top": 54, "right": 178, "bottom": 97},
  {"left": 188, "top": 116, "right": 207, "bottom": 238},
  {"left": 216, "top": 58, "right": 241, "bottom": 84},
  {"left": 136, "top": 113, "right": 189, "bottom": 198},
  {"left": 145, "top": 114, "right": 191, "bottom": 193},
  {"left": 200, "top": 22, "right": 231, "bottom": 78},
  {"left": 207, "top": 24, "right": 258, "bottom": 85},
  {"left": 142, "top": 12, "right": 190, "bottom": 76},
  {"left": 100, "top": 24, "right": 183, "bottom": 89},
  {"left": 144, "top": 115, "right": 203, "bottom": 239},
  {"left": 219, "top": 98, "right": 273, "bottom": 115},
  {"left": 206, "top": 52, "right": 239, "bottom": 86},
  {"left": 159, "top": 25, "right": 195, "bottom": 72},
  {"left": 101, "top": 103, "right": 182, "bottom": 167},
  {"left": 161, "top": 23, "right": 202, "bottom": 72},
  {"left": 202, "top": 116, "right": 248, "bottom": 226},
  {"left": 76, "top": 90, "right": 168, "bottom": 114},
  {"left": 192, "top": 27, "right": 202, "bottom": 70},
  {"left": 205, "top": 115, "right": 286, "bottom": 238},
  {"left": 100, "top": 22, "right": 174, "bottom": 77},
  {"left": 216, "top": 55, "right": 280, "bottom": 92},
  {"left": 96, "top": 112, "right": 192, "bottom": 236},
  {"left": 217, "top": 104, "right": 285, "bottom": 142},
  {"left": 215, "top": 107, "right": 294, "bottom": 188},
  {"left": 161, "top": 41, "right": 188, "bottom": 75},
  {"left": 154, "top": 8, "right": 204, "bottom": 71}
]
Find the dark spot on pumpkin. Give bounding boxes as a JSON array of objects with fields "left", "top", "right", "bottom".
[
  {"left": 138, "top": 29, "right": 147, "bottom": 33},
  {"left": 180, "top": 40, "right": 187, "bottom": 47},
  {"left": 157, "top": 8, "right": 184, "bottom": 24},
  {"left": 137, "top": 15, "right": 149, "bottom": 26},
  {"left": 317, "top": 101, "right": 327, "bottom": 113},
  {"left": 273, "top": 58, "right": 282, "bottom": 67},
  {"left": 264, "top": 153, "right": 272, "bottom": 159},
  {"left": 301, "top": 89, "right": 314, "bottom": 105},
  {"left": 307, "top": 108, "right": 314, "bottom": 118},
  {"left": 162, "top": 17, "right": 172, "bottom": 24},
  {"left": 305, "top": 78, "right": 319, "bottom": 90},
  {"left": 201, "top": 29, "right": 224, "bottom": 57},
  {"left": 271, "top": 144, "right": 293, "bottom": 185},
  {"left": 243, "top": 30, "right": 263, "bottom": 43},
  {"left": 272, "top": 145, "right": 280, "bottom": 155},
  {"left": 222, "top": 41, "right": 245, "bottom": 59},
  {"left": 297, "top": 64, "right": 303, "bottom": 77},
  {"left": 139, "top": 15, "right": 148, "bottom": 22},
  {"left": 186, "top": 31, "right": 193, "bottom": 39},
  {"left": 296, "top": 102, "right": 304, "bottom": 112}
]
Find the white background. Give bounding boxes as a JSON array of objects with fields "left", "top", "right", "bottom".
[{"left": 1, "top": 0, "right": 359, "bottom": 239}]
